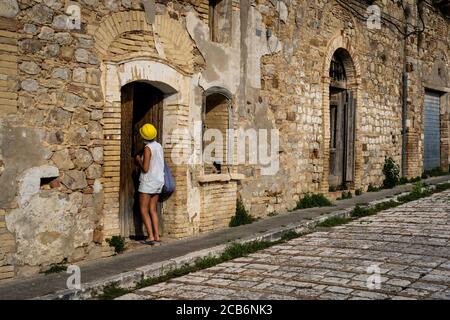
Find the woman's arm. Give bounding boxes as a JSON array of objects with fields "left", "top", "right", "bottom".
[{"left": 135, "top": 147, "right": 152, "bottom": 173}]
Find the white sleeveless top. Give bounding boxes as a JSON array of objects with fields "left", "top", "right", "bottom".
[{"left": 139, "top": 141, "right": 165, "bottom": 186}]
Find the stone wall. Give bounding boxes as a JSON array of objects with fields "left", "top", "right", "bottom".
[
  {"left": 0, "top": 13, "right": 20, "bottom": 281},
  {"left": 0, "top": 0, "right": 448, "bottom": 281},
  {"left": 237, "top": 0, "right": 450, "bottom": 216}
]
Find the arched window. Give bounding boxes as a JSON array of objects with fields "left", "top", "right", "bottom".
[{"left": 203, "top": 88, "right": 232, "bottom": 174}]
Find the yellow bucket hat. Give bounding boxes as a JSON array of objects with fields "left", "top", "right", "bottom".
[{"left": 139, "top": 124, "right": 157, "bottom": 141}]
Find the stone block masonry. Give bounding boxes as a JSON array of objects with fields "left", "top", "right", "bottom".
[{"left": 0, "top": 0, "right": 448, "bottom": 282}]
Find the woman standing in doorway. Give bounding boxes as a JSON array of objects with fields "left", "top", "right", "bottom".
[{"left": 135, "top": 123, "right": 165, "bottom": 246}]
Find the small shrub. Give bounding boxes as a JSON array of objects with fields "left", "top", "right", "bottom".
[
  {"left": 409, "top": 176, "right": 422, "bottom": 183},
  {"left": 98, "top": 283, "right": 131, "bottom": 300},
  {"left": 424, "top": 168, "right": 448, "bottom": 178},
  {"left": 328, "top": 185, "right": 337, "bottom": 192},
  {"left": 421, "top": 172, "right": 429, "bottom": 179},
  {"left": 351, "top": 205, "right": 376, "bottom": 218},
  {"left": 221, "top": 241, "right": 272, "bottom": 260},
  {"left": 191, "top": 256, "right": 222, "bottom": 270},
  {"left": 355, "top": 188, "right": 363, "bottom": 196},
  {"left": 435, "top": 182, "right": 450, "bottom": 192},
  {"left": 280, "top": 231, "right": 303, "bottom": 242},
  {"left": 268, "top": 211, "right": 278, "bottom": 217},
  {"left": 398, "top": 182, "right": 431, "bottom": 202},
  {"left": 399, "top": 177, "right": 409, "bottom": 185},
  {"left": 295, "top": 193, "right": 333, "bottom": 210},
  {"left": 229, "top": 199, "right": 256, "bottom": 227},
  {"left": 44, "top": 264, "right": 67, "bottom": 275},
  {"left": 337, "top": 191, "right": 352, "bottom": 200},
  {"left": 374, "top": 200, "right": 400, "bottom": 211},
  {"left": 382, "top": 157, "right": 400, "bottom": 189},
  {"left": 106, "top": 235, "right": 126, "bottom": 254},
  {"left": 367, "top": 183, "right": 379, "bottom": 192}
]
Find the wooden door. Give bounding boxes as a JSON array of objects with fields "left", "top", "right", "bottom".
[
  {"left": 120, "top": 84, "right": 134, "bottom": 238},
  {"left": 329, "top": 91, "right": 345, "bottom": 187},
  {"left": 120, "top": 82, "right": 164, "bottom": 238},
  {"left": 344, "top": 90, "right": 356, "bottom": 183},
  {"left": 328, "top": 90, "right": 355, "bottom": 188}
]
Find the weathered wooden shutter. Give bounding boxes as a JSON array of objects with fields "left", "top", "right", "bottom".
[
  {"left": 120, "top": 84, "right": 134, "bottom": 238},
  {"left": 345, "top": 91, "right": 356, "bottom": 182},
  {"left": 336, "top": 92, "right": 346, "bottom": 183}
]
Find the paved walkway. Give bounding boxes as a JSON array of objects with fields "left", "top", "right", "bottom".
[
  {"left": 119, "top": 190, "right": 450, "bottom": 300},
  {"left": 0, "top": 175, "right": 449, "bottom": 299}
]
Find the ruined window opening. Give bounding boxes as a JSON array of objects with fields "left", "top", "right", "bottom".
[
  {"left": 203, "top": 92, "right": 232, "bottom": 174},
  {"left": 209, "top": 0, "right": 232, "bottom": 43},
  {"left": 40, "top": 177, "right": 59, "bottom": 189},
  {"left": 330, "top": 54, "right": 347, "bottom": 82}
]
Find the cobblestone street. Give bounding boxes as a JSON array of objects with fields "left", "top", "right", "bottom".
[{"left": 117, "top": 190, "right": 450, "bottom": 300}]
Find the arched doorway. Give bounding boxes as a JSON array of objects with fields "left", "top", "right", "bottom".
[
  {"left": 120, "top": 82, "right": 164, "bottom": 239},
  {"left": 328, "top": 49, "right": 357, "bottom": 190}
]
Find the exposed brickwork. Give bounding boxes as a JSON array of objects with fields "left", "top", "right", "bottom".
[
  {"left": 0, "top": 18, "right": 19, "bottom": 114},
  {"left": 204, "top": 94, "right": 229, "bottom": 173},
  {"left": 199, "top": 181, "right": 237, "bottom": 233},
  {"left": 92, "top": 11, "right": 194, "bottom": 73}
]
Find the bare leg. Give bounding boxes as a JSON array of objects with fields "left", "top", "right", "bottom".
[
  {"left": 149, "top": 194, "right": 160, "bottom": 242},
  {"left": 139, "top": 193, "right": 154, "bottom": 241}
]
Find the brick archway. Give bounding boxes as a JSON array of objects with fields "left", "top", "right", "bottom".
[
  {"left": 92, "top": 11, "right": 198, "bottom": 240},
  {"left": 321, "top": 34, "right": 362, "bottom": 193},
  {"left": 100, "top": 58, "right": 193, "bottom": 240},
  {"left": 90, "top": 11, "right": 195, "bottom": 74}
]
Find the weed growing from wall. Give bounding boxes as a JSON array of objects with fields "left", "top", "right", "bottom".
[{"left": 229, "top": 199, "right": 256, "bottom": 227}]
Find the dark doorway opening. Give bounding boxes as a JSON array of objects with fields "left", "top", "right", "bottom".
[{"left": 120, "top": 82, "right": 164, "bottom": 239}]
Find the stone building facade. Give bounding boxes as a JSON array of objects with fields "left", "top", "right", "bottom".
[{"left": 0, "top": 0, "right": 449, "bottom": 280}]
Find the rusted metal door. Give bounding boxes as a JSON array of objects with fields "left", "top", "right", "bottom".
[
  {"left": 120, "top": 82, "right": 164, "bottom": 238},
  {"left": 424, "top": 91, "right": 441, "bottom": 171}
]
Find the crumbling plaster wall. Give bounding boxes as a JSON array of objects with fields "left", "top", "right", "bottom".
[
  {"left": 185, "top": 4, "right": 241, "bottom": 233},
  {"left": 186, "top": 0, "right": 285, "bottom": 216}
]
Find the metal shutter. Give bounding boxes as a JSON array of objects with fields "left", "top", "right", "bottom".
[{"left": 424, "top": 92, "right": 441, "bottom": 171}]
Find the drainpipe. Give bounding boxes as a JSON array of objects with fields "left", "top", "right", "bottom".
[{"left": 401, "top": 3, "right": 410, "bottom": 178}]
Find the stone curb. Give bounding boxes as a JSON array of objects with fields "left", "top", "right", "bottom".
[
  {"left": 33, "top": 207, "right": 353, "bottom": 300},
  {"left": 34, "top": 180, "right": 450, "bottom": 300},
  {"left": 28, "top": 210, "right": 371, "bottom": 299}
]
